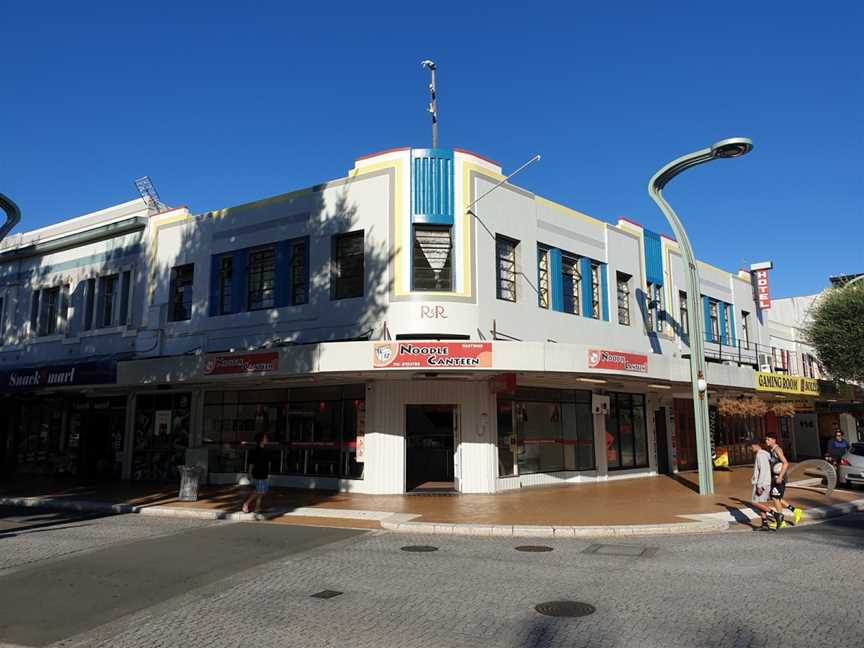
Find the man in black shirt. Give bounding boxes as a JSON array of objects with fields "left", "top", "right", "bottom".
[{"left": 242, "top": 432, "right": 270, "bottom": 515}]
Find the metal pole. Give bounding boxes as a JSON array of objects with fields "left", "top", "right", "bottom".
[
  {"left": 430, "top": 66, "right": 438, "bottom": 148},
  {"left": 421, "top": 60, "right": 438, "bottom": 148},
  {"left": 647, "top": 137, "right": 753, "bottom": 495}
]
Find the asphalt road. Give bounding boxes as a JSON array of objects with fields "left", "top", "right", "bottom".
[
  {"left": 0, "top": 507, "right": 363, "bottom": 647},
  {"left": 0, "top": 507, "right": 862, "bottom": 648}
]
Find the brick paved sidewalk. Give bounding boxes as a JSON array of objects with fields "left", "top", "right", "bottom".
[{"left": 2, "top": 466, "right": 860, "bottom": 535}]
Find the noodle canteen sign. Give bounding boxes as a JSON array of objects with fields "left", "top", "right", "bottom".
[
  {"left": 373, "top": 342, "right": 492, "bottom": 368},
  {"left": 587, "top": 349, "right": 648, "bottom": 373}
]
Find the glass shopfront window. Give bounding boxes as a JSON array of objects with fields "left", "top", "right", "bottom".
[
  {"left": 132, "top": 393, "right": 191, "bottom": 481},
  {"left": 203, "top": 385, "right": 365, "bottom": 480},
  {"left": 605, "top": 393, "right": 648, "bottom": 470},
  {"left": 12, "top": 395, "right": 126, "bottom": 479},
  {"left": 497, "top": 388, "right": 594, "bottom": 477}
]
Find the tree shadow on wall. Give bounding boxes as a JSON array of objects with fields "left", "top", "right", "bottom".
[{"left": 145, "top": 178, "right": 394, "bottom": 371}]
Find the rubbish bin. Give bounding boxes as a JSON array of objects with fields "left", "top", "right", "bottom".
[{"left": 178, "top": 465, "right": 203, "bottom": 502}]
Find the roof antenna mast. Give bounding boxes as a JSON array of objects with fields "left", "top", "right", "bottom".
[{"left": 420, "top": 60, "right": 438, "bottom": 148}]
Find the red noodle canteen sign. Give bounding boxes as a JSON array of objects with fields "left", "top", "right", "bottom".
[
  {"left": 587, "top": 349, "right": 648, "bottom": 373},
  {"left": 373, "top": 342, "right": 492, "bottom": 369},
  {"left": 203, "top": 352, "right": 279, "bottom": 376}
]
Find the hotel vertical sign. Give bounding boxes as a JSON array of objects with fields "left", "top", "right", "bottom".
[{"left": 750, "top": 261, "right": 773, "bottom": 310}]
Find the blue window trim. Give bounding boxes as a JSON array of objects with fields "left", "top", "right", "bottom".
[
  {"left": 208, "top": 236, "right": 309, "bottom": 316},
  {"left": 549, "top": 248, "right": 564, "bottom": 312},
  {"left": 702, "top": 296, "right": 713, "bottom": 342},
  {"left": 411, "top": 148, "right": 454, "bottom": 225},
  {"left": 541, "top": 244, "right": 607, "bottom": 320}
]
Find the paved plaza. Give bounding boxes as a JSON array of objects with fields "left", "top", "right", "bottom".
[{"left": 1, "top": 505, "right": 862, "bottom": 648}]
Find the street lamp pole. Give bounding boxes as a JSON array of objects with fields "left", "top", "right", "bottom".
[{"left": 648, "top": 137, "right": 753, "bottom": 495}]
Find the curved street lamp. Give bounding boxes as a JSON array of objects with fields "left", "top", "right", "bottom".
[
  {"left": 0, "top": 192, "right": 22, "bottom": 245},
  {"left": 648, "top": 137, "right": 753, "bottom": 495}
]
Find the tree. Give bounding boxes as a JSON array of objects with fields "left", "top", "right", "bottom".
[{"left": 805, "top": 284, "right": 864, "bottom": 383}]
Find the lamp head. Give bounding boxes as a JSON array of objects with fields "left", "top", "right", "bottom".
[
  {"left": 420, "top": 59, "right": 436, "bottom": 70},
  {"left": 711, "top": 137, "right": 753, "bottom": 159}
]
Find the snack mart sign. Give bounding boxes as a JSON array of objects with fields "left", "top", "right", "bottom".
[{"left": 755, "top": 372, "right": 819, "bottom": 396}]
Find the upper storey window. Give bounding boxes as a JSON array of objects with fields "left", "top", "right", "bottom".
[
  {"left": 169, "top": 264, "right": 194, "bottom": 322},
  {"left": 31, "top": 285, "right": 69, "bottom": 336},
  {"left": 247, "top": 247, "right": 276, "bottom": 310},
  {"left": 646, "top": 282, "right": 663, "bottom": 333},
  {"left": 616, "top": 272, "right": 631, "bottom": 326},
  {"left": 537, "top": 246, "right": 550, "bottom": 309},
  {"left": 332, "top": 231, "right": 364, "bottom": 299},
  {"left": 495, "top": 236, "right": 518, "bottom": 302},
  {"left": 561, "top": 254, "right": 581, "bottom": 315},
  {"left": 413, "top": 226, "right": 452, "bottom": 291}
]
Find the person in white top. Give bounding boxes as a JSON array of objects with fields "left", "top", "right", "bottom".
[{"left": 749, "top": 439, "right": 776, "bottom": 531}]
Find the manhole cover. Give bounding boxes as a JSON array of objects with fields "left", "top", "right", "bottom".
[
  {"left": 515, "top": 545, "right": 554, "bottom": 552},
  {"left": 535, "top": 601, "right": 596, "bottom": 618},
  {"left": 310, "top": 590, "right": 343, "bottom": 599},
  {"left": 400, "top": 545, "right": 439, "bottom": 552}
]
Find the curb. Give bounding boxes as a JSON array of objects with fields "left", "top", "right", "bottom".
[
  {"left": 801, "top": 498, "right": 864, "bottom": 520},
  {"left": 5, "top": 495, "right": 861, "bottom": 538},
  {"left": 380, "top": 519, "right": 730, "bottom": 538}
]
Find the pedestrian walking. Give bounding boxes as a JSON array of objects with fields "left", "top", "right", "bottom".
[
  {"left": 748, "top": 439, "right": 776, "bottom": 530},
  {"left": 764, "top": 434, "right": 802, "bottom": 526},
  {"left": 242, "top": 432, "right": 270, "bottom": 515}
]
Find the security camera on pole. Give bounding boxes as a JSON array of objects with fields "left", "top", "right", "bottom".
[{"left": 420, "top": 60, "right": 438, "bottom": 148}]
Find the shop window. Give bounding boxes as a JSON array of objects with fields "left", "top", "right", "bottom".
[
  {"left": 202, "top": 385, "right": 365, "bottom": 480},
  {"left": 332, "top": 231, "right": 364, "bottom": 299},
  {"left": 291, "top": 239, "right": 309, "bottom": 305},
  {"left": 413, "top": 225, "right": 452, "bottom": 291},
  {"left": 495, "top": 235, "right": 518, "bottom": 302},
  {"left": 605, "top": 393, "right": 648, "bottom": 470},
  {"left": 247, "top": 246, "right": 276, "bottom": 310},
  {"left": 679, "top": 290, "right": 689, "bottom": 336},
  {"left": 169, "top": 264, "right": 194, "bottom": 322},
  {"left": 497, "top": 388, "right": 594, "bottom": 477},
  {"left": 561, "top": 254, "right": 581, "bottom": 315},
  {"left": 132, "top": 393, "right": 191, "bottom": 481},
  {"left": 537, "top": 245, "right": 550, "bottom": 309},
  {"left": 616, "top": 272, "right": 631, "bottom": 325},
  {"left": 219, "top": 255, "right": 233, "bottom": 314}
]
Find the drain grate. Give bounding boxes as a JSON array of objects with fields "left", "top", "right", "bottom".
[
  {"left": 535, "top": 601, "right": 596, "bottom": 618},
  {"left": 400, "top": 545, "right": 439, "bottom": 552},
  {"left": 582, "top": 543, "right": 656, "bottom": 557},
  {"left": 310, "top": 590, "right": 343, "bottom": 599},
  {"left": 515, "top": 545, "right": 554, "bottom": 552}
]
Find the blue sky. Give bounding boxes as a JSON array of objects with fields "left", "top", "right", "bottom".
[{"left": 2, "top": 1, "right": 861, "bottom": 296}]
